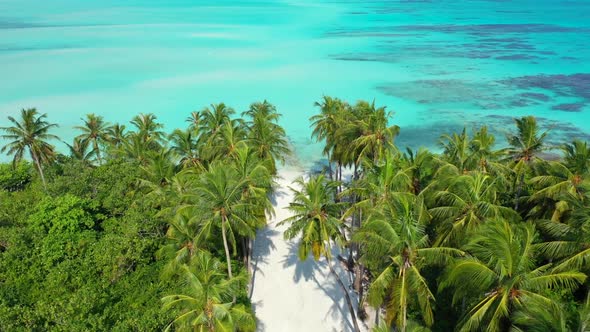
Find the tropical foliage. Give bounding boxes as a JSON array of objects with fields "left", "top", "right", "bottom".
[
  {"left": 0, "top": 101, "right": 286, "bottom": 331},
  {"left": 1, "top": 97, "right": 589, "bottom": 332},
  {"left": 304, "top": 98, "right": 590, "bottom": 332}
]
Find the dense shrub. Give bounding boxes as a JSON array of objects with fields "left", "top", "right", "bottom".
[{"left": 0, "top": 162, "right": 32, "bottom": 191}]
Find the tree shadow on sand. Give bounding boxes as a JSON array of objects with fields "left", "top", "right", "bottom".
[
  {"left": 249, "top": 225, "right": 279, "bottom": 300},
  {"left": 281, "top": 241, "right": 356, "bottom": 332},
  {"left": 280, "top": 241, "right": 316, "bottom": 282},
  {"left": 269, "top": 175, "right": 290, "bottom": 206},
  {"left": 250, "top": 226, "right": 278, "bottom": 332},
  {"left": 311, "top": 266, "right": 356, "bottom": 332}
]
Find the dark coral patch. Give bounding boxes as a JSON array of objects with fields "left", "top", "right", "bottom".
[
  {"left": 496, "top": 54, "right": 540, "bottom": 60},
  {"left": 509, "top": 100, "right": 531, "bottom": 107},
  {"left": 478, "top": 37, "right": 524, "bottom": 43},
  {"left": 518, "top": 93, "right": 551, "bottom": 102},
  {"left": 500, "top": 73, "right": 590, "bottom": 100},
  {"left": 551, "top": 103, "right": 586, "bottom": 112},
  {"left": 396, "top": 24, "right": 586, "bottom": 35}
]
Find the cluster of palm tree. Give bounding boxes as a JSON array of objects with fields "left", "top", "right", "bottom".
[
  {"left": 4, "top": 99, "right": 590, "bottom": 331},
  {"left": 280, "top": 98, "right": 590, "bottom": 332},
  {"left": 0, "top": 108, "right": 59, "bottom": 188},
  {"left": 0, "top": 102, "right": 290, "bottom": 331}
]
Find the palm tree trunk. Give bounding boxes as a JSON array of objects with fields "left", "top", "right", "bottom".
[
  {"left": 375, "top": 307, "right": 380, "bottom": 326},
  {"left": 514, "top": 172, "right": 525, "bottom": 211},
  {"left": 348, "top": 162, "right": 359, "bottom": 269},
  {"left": 327, "top": 153, "right": 334, "bottom": 181},
  {"left": 328, "top": 162, "right": 334, "bottom": 181},
  {"left": 241, "top": 237, "right": 252, "bottom": 276},
  {"left": 339, "top": 162, "right": 343, "bottom": 194},
  {"left": 247, "top": 238, "right": 252, "bottom": 274},
  {"left": 353, "top": 209, "right": 363, "bottom": 292},
  {"left": 400, "top": 268, "right": 407, "bottom": 332},
  {"left": 221, "top": 216, "right": 236, "bottom": 303},
  {"left": 94, "top": 139, "right": 102, "bottom": 164},
  {"left": 327, "top": 257, "right": 361, "bottom": 332},
  {"left": 356, "top": 264, "right": 366, "bottom": 319},
  {"left": 354, "top": 262, "right": 363, "bottom": 296},
  {"left": 347, "top": 203, "right": 355, "bottom": 269},
  {"left": 221, "top": 216, "right": 233, "bottom": 279},
  {"left": 30, "top": 151, "right": 47, "bottom": 189}
]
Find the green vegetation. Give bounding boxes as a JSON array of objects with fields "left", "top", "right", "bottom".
[
  {"left": 1, "top": 97, "right": 589, "bottom": 332},
  {"left": 279, "top": 98, "right": 590, "bottom": 332},
  {"left": 0, "top": 103, "right": 287, "bottom": 331}
]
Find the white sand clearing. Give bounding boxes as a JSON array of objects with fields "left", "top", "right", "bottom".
[{"left": 250, "top": 167, "right": 367, "bottom": 332}]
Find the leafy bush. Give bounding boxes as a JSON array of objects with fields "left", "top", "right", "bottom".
[
  {"left": 28, "top": 194, "right": 100, "bottom": 234},
  {"left": 0, "top": 162, "right": 32, "bottom": 192}
]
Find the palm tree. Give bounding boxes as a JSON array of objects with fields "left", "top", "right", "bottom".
[
  {"left": 162, "top": 251, "right": 255, "bottom": 332},
  {"left": 429, "top": 172, "right": 519, "bottom": 246},
  {"left": 510, "top": 295, "right": 569, "bottom": 332},
  {"left": 130, "top": 113, "right": 165, "bottom": 147},
  {"left": 441, "top": 219, "right": 586, "bottom": 332},
  {"left": 400, "top": 148, "right": 438, "bottom": 195},
  {"left": 106, "top": 123, "right": 127, "bottom": 148},
  {"left": 186, "top": 111, "right": 202, "bottom": 131},
  {"left": 536, "top": 198, "right": 590, "bottom": 272},
  {"left": 242, "top": 100, "right": 280, "bottom": 122},
  {"left": 574, "top": 292, "right": 590, "bottom": 332},
  {"left": 529, "top": 161, "right": 589, "bottom": 221},
  {"left": 440, "top": 128, "right": 471, "bottom": 172},
  {"left": 278, "top": 175, "right": 361, "bottom": 332},
  {"left": 168, "top": 129, "right": 203, "bottom": 169},
  {"left": 200, "top": 103, "right": 235, "bottom": 138},
  {"left": 350, "top": 152, "right": 414, "bottom": 207},
  {"left": 506, "top": 116, "right": 549, "bottom": 210},
  {"left": 64, "top": 137, "right": 95, "bottom": 165},
  {"left": 0, "top": 108, "right": 59, "bottom": 188},
  {"left": 74, "top": 113, "right": 110, "bottom": 164},
  {"left": 179, "top": 163, "right": 256, "bottom": 279},
  {"left": 310, "top": 96, "right": 345, "bottom": 152},
  {"left": 122, "top": 133, "right": 157, "bottom": 165},
  {"left": 158, "top": 212, "right": 210, "bottom": 280},
  {"left": 438, "top": 126, "right": 507, "bottom": 175},
  {"left": 345, "top": 152, "right": 415, "bottom": 282},
  {"left": 563, "top": 140, "right": 590, "bottom": 176},
  {"left": 206, "top": 119, "right": 247, "bottom": 161},
  {"left": 232, "top": 146, "right": 273, "bottom": 273},
  {"left": 527, "top": 141, "right": 590, "bottom": 222},
  {"left": 470, "top": 126, "right": 505, "bottom": 174},
  {"left": 139, "top": 149, "right": 176, "bottom": 195},
  {"left": 244, "top": 105, "right": 290, "bottom": 174},
  {"left": 354, "top": 193, "right": 463, "bottom": 331},
  {"left": 350, "top": 100, "right": 399, "bottom": 164},
  {"left": 232, "top": 146, "right": 273, "bottom": 201},
  {"left": 310, "top": 96, "right": 349, "bottom": 181},
  {"left": 105, "top": 123, "right": 127, "bottom": 159}
]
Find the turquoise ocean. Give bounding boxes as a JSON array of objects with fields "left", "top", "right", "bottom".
[{"left": 1, "top": 0, "right": 589, "bottom": 166}]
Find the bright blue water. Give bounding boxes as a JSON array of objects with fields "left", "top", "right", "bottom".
[{"left": 1, "top": 0, "right": 589, "bottom": 166}]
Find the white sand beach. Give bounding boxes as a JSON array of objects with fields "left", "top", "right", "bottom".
[{"left": 250, "top": 167, "right": 368, "bottom": 332}]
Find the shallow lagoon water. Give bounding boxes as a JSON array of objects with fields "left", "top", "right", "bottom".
[{"left": 1, "top": 0, "right": 589, "bottom": 166}]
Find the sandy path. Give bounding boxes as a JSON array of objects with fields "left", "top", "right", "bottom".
[{"left": 250, "top": 167, "right": 364, "bottom": 332}]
